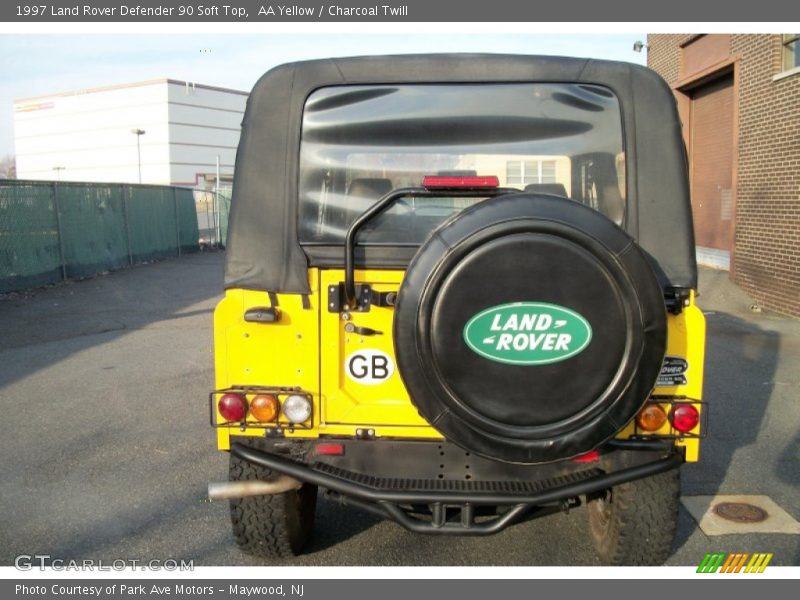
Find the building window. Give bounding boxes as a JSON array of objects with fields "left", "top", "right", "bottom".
[
  {"left": 506, "top": 160, "right": 557, "bottom": 185},
  {"left": 783, "top": 34, "right": 800, "bottom": 71}
]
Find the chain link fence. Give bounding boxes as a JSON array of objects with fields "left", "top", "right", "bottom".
[
  {"left": 194, "top": 187, "right": 230, "bottom": 247},
  {"left": 0, "top": 180, "right": 199, "bottom": 294}
]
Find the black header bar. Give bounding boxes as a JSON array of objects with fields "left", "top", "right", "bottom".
[{"left": 2, "top": 0, "right": 799, "bottom": 22}]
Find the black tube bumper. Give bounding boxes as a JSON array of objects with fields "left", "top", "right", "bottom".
[{"left": 230, "top": 441, "right": 684, "bottom": 535}]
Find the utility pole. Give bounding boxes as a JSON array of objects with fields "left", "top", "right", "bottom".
[
  {"left": 215, "top": 154, "right": 221, "bottom": 245},
  {"left": 131, "top": 128, "right": 146, "bottom": 183}
]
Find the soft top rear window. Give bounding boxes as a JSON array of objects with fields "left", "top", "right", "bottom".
[{"left": 299, "top": 83, "right": 625, "bottom": 245}]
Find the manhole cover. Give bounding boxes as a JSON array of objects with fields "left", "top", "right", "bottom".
[{"left": 712, "top": 502, "right": 768, "bottom": 523}]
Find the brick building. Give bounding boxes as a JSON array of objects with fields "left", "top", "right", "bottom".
[{"left": 647, "top": 34, "right": 800, "bottom": 317}]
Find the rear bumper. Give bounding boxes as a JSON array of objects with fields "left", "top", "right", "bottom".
[{"left": 230, "top": 440, "right": 684, "bottom": 535}]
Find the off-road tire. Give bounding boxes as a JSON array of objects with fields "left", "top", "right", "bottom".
[
  {"left": 587, "top": 468, "right": 680, "bottom": 565},
  {"left": 229, "top": 452, "right": 317, "bottom": 558}
]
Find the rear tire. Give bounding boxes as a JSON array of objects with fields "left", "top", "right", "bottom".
[
  {"left": 229, "top": 452, "right": 317, "bottom": 558},
  {"left": 587, "top": 468, "right": 680, "bottom": 565}
]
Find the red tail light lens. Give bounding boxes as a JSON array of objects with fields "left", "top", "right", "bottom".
[
  {"left": 218, "top": 393, "right": 247, "bottom": 422},
  {"left": 670, "top": 404, "right": 699, "bottom": 433},
  {"left": 422, "top": 175, "right": 499, "bottom": 190},
  {"left": 315, "top": 443, "right": 345, "bottom": 456},
  {"left": 571, "top": 449, "right": 600, "bottom": 463}
]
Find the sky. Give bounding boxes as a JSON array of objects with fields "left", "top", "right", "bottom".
[{"left": 0, "top": 33, "right": 647, "bottom": 158}]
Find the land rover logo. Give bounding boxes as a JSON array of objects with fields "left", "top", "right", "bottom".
[{"left": 463, "top": 302, "right": 593, "bottom": 365}]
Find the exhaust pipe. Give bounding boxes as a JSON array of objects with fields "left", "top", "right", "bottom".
[{"left": 208, "top": 476, "right": 302, "bottom": 501}]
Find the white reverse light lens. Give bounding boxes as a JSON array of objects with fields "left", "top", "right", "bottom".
[{"left": 283, "top": 394, "right": 312, "bottom": 424}]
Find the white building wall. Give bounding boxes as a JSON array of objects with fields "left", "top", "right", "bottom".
[
  {"left": 13, "top": 79, "right": 246, "bottom": 186},
  {"left": 166, "top": 82, "right": 244, "bottom": 186}
]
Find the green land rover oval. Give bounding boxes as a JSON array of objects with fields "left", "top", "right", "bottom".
[{"left": 463, "top": 302, "right": 593, "bottom": 365}]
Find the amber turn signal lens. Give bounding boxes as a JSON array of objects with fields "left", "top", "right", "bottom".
[
  {"left": 249, "top": 394, "right": 280, "bottom": 422},
  {"left": 636, "top": 403, "right": 668, "bottom": 431}
]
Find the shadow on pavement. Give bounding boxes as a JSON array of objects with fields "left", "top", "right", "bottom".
[
  {"left": 0, "top": 252, "right": 227, "bottom": 565},
  {"left": 672, "top": 267, "right": 790, "bottom": 561},
  {"left": 0, "top": 251, "right": 223, "bottom": 388}
]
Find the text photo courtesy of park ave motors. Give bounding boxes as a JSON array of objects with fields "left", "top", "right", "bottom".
[{"left": 15, "top": 585, "right": 302, "bottom": 597}]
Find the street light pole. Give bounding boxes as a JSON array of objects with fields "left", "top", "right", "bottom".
[{"left": 131, "top": 128, "right": 146, "bottom": 184}]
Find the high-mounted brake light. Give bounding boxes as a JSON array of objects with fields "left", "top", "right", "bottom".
[{"left": 422, "top": 175, "right": 500, "bottom": 190}]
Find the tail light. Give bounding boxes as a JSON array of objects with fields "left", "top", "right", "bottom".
[
  {"left": 571, "top": 449, "right": 600, "bottom": 463},
  {"left": 315, "top": 443, "right": 345, "bottom": 456},
  {"left": 670, "top": 404, "right": 700, "bottom": 433},
  {"left": 637, "top": 403, "right": 668, "bottom": 432},
  {"left": 218, "top": 393, "right": 247, "bottom": 422},
  {"left": 422, "top": 175, "right": 499, "bottom": 190},
  {"left": 249, "top": 394, "right": 279, "bottom": 422},
  {"left": 283, "top": 394, "right": 313, "bottom": 424}
]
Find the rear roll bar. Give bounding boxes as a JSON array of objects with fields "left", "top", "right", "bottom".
[{"left": 343, "top": 186, "right": 517, "bottom": 308}]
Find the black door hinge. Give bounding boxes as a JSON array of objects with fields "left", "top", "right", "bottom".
[
  {"left": 664, "top": 288, "right": 691, "bottom": 315},
  {"left": 328, "top": 283, "right": 397, "bottom": 313}
]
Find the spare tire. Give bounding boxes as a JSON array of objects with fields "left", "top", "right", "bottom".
[{"left": 393, "top": 193, "right": 666, "bottom": 464}]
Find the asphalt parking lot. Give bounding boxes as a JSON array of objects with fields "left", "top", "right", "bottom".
[{"left": 0, "top": 252, "right": 797, "bottom": 566}]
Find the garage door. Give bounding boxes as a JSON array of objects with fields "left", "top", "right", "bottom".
[{"left": 689, "top": 73, "right": 735, "bottom": 270}]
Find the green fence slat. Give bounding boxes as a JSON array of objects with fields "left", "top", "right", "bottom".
[
  {"left": 0, "top": 181, "right": 199, "bottom": 294},
  {"left": 0, "top": 182, "right": 61, "bottom": 291},
  {"left": 218, "top": 190, "right": 231, "bottom": 247},
  {"left": 177, "top": 188, "right": 200, "bottom": 251},
  {"left": 57, "top": 183, "right": 128, "bottom": 278}
]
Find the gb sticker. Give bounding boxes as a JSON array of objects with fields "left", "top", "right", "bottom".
[{"left": 345, "top": 349, "right": 395, "bottom": 385}]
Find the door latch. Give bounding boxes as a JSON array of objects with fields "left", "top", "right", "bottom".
[{"left": 344, "top": 323, "right": 383, "bottom": 336}]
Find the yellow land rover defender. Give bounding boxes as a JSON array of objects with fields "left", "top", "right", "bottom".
[{"left": 210, "top": 54, "right": 705, "bottom": 565}]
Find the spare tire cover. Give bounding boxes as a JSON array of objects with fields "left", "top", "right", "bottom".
[{"left": 393, "top": 193, "right": 666, "bottom": 464}]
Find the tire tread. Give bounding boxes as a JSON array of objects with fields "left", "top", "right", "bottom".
[
  {"left": 228, "top": 452, "right": 316, "bottom": 558},
  {"left": 589, "top": 469, "right": 680, "bottom": 565}
]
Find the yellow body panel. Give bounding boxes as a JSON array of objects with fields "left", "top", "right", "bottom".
[
  {"left": 319, "top": 269, "right": 431, "bottom": 428},
  {"left": 214, "top": 271, "right": 705, "bottom": 461},
  {"left": 213, "top": 272, "right": 320, "bottom": 450},
  {"left": 214, "top": 269, "right": 444, "bottom": 450},
  {"left": 615, "top": 292, "right": 706, "bottom": 461}
]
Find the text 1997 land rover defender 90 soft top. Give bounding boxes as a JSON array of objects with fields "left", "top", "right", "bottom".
[{"left": 210, "top": 54, "right": 705, "bottom": 565}]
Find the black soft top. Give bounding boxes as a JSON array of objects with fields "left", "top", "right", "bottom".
[{"left": 225, "top": 54, "right": 696, "bottom": 293}]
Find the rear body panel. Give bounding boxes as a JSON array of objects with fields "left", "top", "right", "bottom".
[{"left": 214, "top": 271, "right": 704, "bottom": 460}]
